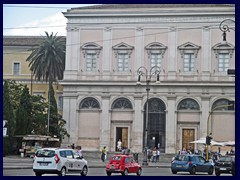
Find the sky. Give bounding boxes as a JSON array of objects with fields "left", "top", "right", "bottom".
[{"left": 3, "top": 4, "right": 100, "bottom": 36}]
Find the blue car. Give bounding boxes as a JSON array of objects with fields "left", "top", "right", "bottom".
[{"left": 171, "top": 154, "right": 214, "bottom": 175}]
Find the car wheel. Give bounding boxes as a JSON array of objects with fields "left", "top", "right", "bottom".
[
  {"left": 208, "top": 166, "right": 213, "bottom": 175},
  {"left": 59, "top": 167, "right": 66, "bottom": 176},
  {"left": 215, "top": 171, "right": 220, "bottom": 176},
  {"left": 35, "top": 172, "right": 42, "bottom": 176},
  {"left": 190, "top": 167, "right": 196, "bottom": 175},
  {"left": 122, "top": 169, "right": 128, "bottom": 176},
  {"left": 107, "top": 172, "right": 111, "bottom": 176},
  {"left": 137, "top": 168, "right": 142, "bottom": 176},
  {"left": 172, "top": 170, "right": 177, "bottom": 174},
  {"left": 81, "top": 166, "right": 88, "bottom": 176}
]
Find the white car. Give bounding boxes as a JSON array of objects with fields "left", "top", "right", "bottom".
[{"left": 33, "top": 148, "right": 88, "bottom": 176}]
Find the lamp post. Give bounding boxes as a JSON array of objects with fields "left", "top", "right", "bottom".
[
  {"left": 219, "top": 19, "right": 235, "bottom": 44},
  {"left": 205, "top": 102, "right": 234, "bottom": 160},
  {"left": 136, "top": 66, "right": 160, "bottom": 165}
]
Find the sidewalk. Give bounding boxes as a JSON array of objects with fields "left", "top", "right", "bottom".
[{"left": 3, "top": 155, "right": 171, "bottom": 169}]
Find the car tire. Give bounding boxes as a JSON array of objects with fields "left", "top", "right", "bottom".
[
  {"left": 35, "top": 172, "right": 42, "bottom": 176},
  {"left": 215, "top": 171, "right": 220, "bottom": 176},
  {"left": 172, "top": 170, "right": 177, "bottom": 174},
  {"left": 107, "top": 172, "right": 111, "bottom": 176},
  {"left": 190, "top": 167, "right": 196, "bottom": 175},
  {"left": 122, "top": 169, "right": 128, "bottom": 176},
  {"left": 208, "top": 166, "right": 213, "bottom": 175},
  {"left": 137, "top": 168, "right": 142, "bottom": 176},
  {"left": 81, "top": 166, "right": 88, "bottom": 176},
  {"left": 59, "top": 167, "right": 66, "bottom": 176}
]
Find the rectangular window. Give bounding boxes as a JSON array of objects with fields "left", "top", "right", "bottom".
[
  {"left": 58, "top": 95, "right": 63, "bottom": 109},
  {"left": 183, "top": 53, "right": 195, "bottom": 72},
  {"left": 118, "top": 54, "right": 128, "bottom": 72},
  {"left": 150, "top": 53, "right": 161, "bottom": 68},
  {"left": 13, "top": 62, "right": 20, "bottom": 75},
  {"left": 86, "top": 53, "right": 96, "bottom": 71},
  {"left": 218, "top": 53, "right": 229, "bottom": 72}
]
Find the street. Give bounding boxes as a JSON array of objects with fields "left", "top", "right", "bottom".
[{"left": 3, "top": 167, "right": 232, "bottom": 176}]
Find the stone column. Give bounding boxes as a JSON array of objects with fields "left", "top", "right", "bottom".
[
  {"left": 201, "top": 26, "right": 211, "bottom": 80},
  {"left": 165, "top": 95, "right": 177, "bottom": 153},
  {"left": 132, "top": 95, "right": 144, "bottom": 153},
  {"left": 201, "top": 95, "right": 211, "bottom": 137},
  {"left": 62, "top": 95, "right": 78, "bottom": 147},
  {"left": 64, "top": 27, "right": 80, "bottom": 80},
  {"left": 100, "top": 95, "right": 111, "bottom": 150},
  {"left": 102, "top": 27, "right": 112, "bottom": 76},
  {"left": 135, "top": 27, "right": 144, "bottom": 69},
  {"left": 168, "top": 27, "right": 177, "bottom": 80}
]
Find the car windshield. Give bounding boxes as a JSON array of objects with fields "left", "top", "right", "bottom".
[
  {"left": 112, "top": 156, "right": 122, "bottom": 161},
  {"left": 219, "top": 156, "right": 232, "bottom": 162},
  {"left": 35, "top": 149, "right": 55, "bottom": 157},
  {"left": 175, "top": 155, "right": 189, "bottom": 161}
]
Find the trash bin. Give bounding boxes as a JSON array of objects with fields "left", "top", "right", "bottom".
[
  {"left": 20, "top": 153, "right": 24, "bottom": 158},
  {"left": 133, "top": 153, "right": 138, "bottom": 163}
]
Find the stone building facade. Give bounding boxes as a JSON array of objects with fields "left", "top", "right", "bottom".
[{"left": 61, "top": 4, "right": 235, "bottom": 153}]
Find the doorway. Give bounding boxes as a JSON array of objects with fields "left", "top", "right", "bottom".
[
  {"left": 116, "top": 127, "right": 128, "bottom": 151},
  {"left": 182, "top": 129, "right": 195, "bottom": 151}
]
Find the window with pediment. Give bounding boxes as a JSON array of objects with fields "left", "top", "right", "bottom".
[
  {"left": 146, "top": 43, "right": 167, "bottom": 69},
  {"left": 79, "top": 97, "right": 100, "bottom": 109},
  {"left": 177, "top": 98, "right": 200, "bottom": 110},
  {"left": 212, "top": 43, "right": 235, "bottom": 72},
  {"left": 212, "top": 99, "right": 235, "bottom": 111},
  {"left": 178, "top": 42, "right": 201, "bottom": 72},
  {"left": 81, "top": 43, "right": 102, "bottom": 71},
  {"left": 112, "top": 98, "right": 133, "bottom": 109},
  {"left": 113, "top": 42, "right": 134, "bottom": 72}
]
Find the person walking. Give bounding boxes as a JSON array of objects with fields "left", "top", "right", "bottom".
[
  {"left": 117, "top": 139, "right": 122, "bottom": 152},
  {"left": 76, "top": 146, "right": 83, "bottom": 158},
  {"left": 101, "top": 146, "right": 107, "bottom": 162}
]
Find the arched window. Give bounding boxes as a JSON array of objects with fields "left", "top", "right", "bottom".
[
  {"left": 145, "top": 98, "right": 166, "bottom": 112},
  {"left": 79, "top": 97, "right": 100, "bottom": 109},
  {"left": 112, "top": 98, "right": 133, "bottom": 109},
  {"left": 212, "top": 99, "right": 235, "bottom": 111},
  {"left": 177, "top": 98, "right": 200, "bottom": 110}
]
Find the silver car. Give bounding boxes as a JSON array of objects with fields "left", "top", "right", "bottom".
[{"left": 33, "top": 148, "right": 88, "bottom": 176}]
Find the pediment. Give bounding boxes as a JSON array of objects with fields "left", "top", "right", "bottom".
[
  {"left": 112, "top": 42, "right": 134, "bottom": 50},
  {"left": 81, "top": 42, "right": 102, "bottom": 50},
  {"left": 178, "top": 42, "right": 201, "bottom": 50},
  {"left": 145, "top": 42, "right": 167, "bottom": 50}
]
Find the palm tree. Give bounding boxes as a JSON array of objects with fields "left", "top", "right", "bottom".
[{"left": 26, "top": 31, "right": 66, "bottom": 134}]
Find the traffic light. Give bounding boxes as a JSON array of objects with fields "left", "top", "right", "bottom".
[{"left": 206, "top": 136, "right": 212, "bottom": 145}]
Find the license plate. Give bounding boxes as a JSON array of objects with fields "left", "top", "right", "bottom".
[
  {"left": 176, "top": 165, "right": 182, "bottom": 168},
  {"left": 110, "top": 165, "right": 115, "bottom": 169},
  {"left": 40, "top": 163, "right": 48, "bottom": 166},
  {"left": 220, "top": 168, "right": 226, "bottom": 170}
]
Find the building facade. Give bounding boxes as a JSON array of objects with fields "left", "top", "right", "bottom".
[
  {"left": 3, "top": 36, "right": 64, "bottom": 114},
  {"left": 61, "top": 4, "right": 235, "bottom": 153}
]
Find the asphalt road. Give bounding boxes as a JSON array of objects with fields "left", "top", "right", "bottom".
[{"left": 3, "top": 167, "right": 232, "bottom": 176}]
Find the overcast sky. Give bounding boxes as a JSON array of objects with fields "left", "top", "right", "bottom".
[{"left": 3, "top": 4, "right": 100, "bottom": 36}]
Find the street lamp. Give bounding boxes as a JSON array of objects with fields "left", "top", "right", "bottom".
[
  {"left": 205, "top": 102, "right": 234, "bottom": 160},
  {"left": 136, "top": 66, "right": 160, "bottom": 165},
  {"left": 219, "top": 19, "right": 235, "bottom": 45}
]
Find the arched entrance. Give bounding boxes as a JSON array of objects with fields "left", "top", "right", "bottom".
[{"left": 144, "top": 98, "right": 166, "bottom": 153}]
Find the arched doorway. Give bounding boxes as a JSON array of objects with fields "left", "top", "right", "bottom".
[{"left": 144, "top": 98, "right": 166, "bottom": 152}]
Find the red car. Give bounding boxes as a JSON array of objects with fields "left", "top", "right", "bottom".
[{"left": 106, "top": 154, "right": 142, "bottom": 176}]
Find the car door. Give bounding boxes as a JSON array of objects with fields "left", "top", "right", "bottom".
[
  {"left": 65, "top": 150, "right": 75, "bottom": 171},
  {"left": 198, "top": 156, "right": 208, "bottom": 172},
  {"left": 73, "top": 152, "right": 84, "bottom": 171},
  {"left": 124, "top": 157, "right": 132, "bottom": 172}
]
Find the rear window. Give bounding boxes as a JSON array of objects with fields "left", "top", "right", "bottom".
[
  {"left": 175, "top": 155, "right": 189, "bottom": 161},
  {"left": 219, "top": 156, "right": 233, "bottom": 162},
  {"left": 112, "top": 156, "right": 122, "bottom": 161},
  {"left": 36, "top": 149, "right": 55, "bottom": 158}
]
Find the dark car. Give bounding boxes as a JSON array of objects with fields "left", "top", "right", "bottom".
[
  {"left": 171, "top": 154, "right": 214, "bottom": 175},
  {"left": 215, "top": 155, "right": 235, "bottom": 176},
  {"left": 106, "top": 154, "right": 142, "bottom": 176}
]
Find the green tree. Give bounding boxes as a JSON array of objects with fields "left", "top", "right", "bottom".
[
  {"left": 26, "top": 31, "right": 67, "bottom": 138},
  {"left": 15, "top": 85, "right": 33, "bottom": 135},
  {"left": 3, "top": 80, "right": 15, "bottom": 138}
]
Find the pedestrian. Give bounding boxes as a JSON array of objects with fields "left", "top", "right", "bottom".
[
  {"left": 71, "top": 143, "right": 75, "bottom": 149},
  {"left": 157, "top": 142, "right": 161, "bottom": 149},
  {"left": 152, "top": 147, "right": 157, "bottom": 163},
  {"left": 156, "top": 148, "right": 160, "bottom": 162},
  {"left": 117, "top": 139, "right": 122, "bottom": 152},
  {"left": 101, "top": 146, "right": 107, "bottom": 162},
  {"left": 147, "top": 148, "right": 152, "bottom": 162},
  {"left": 76, "top": 146, "right": 83, "bottom": 158}
]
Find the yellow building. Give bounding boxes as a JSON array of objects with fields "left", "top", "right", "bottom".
[{"left": 3, "top": 36, "right": 65, "bottom": 114}]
